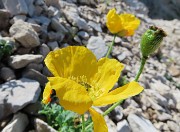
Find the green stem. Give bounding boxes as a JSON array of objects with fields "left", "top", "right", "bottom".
[
  {"left": 81, "top": 115, "right": 85, "bottom": 132},
  {"left": 134, "top": 56, "right": 147, "bottom": 82},
  {"left": 105, "top": 34, "right": 116, "bottom": 58}
]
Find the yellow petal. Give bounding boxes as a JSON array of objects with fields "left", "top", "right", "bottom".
[
  {"left": 106, "top": 8, "right": 122, "bottom": 34},
  {"left": 42, "top": 82, "right": 52, "bottom": 104},
  {"left": 93, "top": 81, "right": 144, "bottom": 106},
  {"left": 89, "top": 58, "right": 124, "bottom": 98},
  {"left": 48, "top": 77, "right": 93, "bottom": 114},
  {"left": 89, "top": 108, "right": 108, "bottom": 132},
  {"left": 120, "top": 13, "right": 140, "bottom": 36},
  {"left": 45, "top": 46, "right": 98, "bottom": 81}
]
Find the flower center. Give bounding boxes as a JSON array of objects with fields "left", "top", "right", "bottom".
[{"left": 69, "top": 75, "right": 103, "bottom": 100}]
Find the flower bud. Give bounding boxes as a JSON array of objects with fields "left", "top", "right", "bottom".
[{"left": 140, "top": 26, "right": 167, "bottom": 58}]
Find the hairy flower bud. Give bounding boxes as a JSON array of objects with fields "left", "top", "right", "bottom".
[{"left": 140, "top": 26, "right": 167, "bottom": 58}]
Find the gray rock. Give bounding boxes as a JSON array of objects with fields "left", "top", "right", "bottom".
[
  {"left": 78, "top": 0, "right": 96, "bottom": 5},
  {"left": 48, "top": 6, "right": 60, "bottom": 17},
  {"left": 8, "top": 54, "right": 43, "bottom": 69},
  {"left": 39, "top": 44, "right": 50, "bottom": 57},
  {"left": 34, "top": 118, "right": 57, "bottom": 132},
  {"left": 2, "top": 0, "right": 28, "bottom": 16},
  {"left": 25, "top": 0, "right": 35, "bottom": 17},
  {"left": 23, "top": 69, "right": 48, "bottom": 87},
  {"left": 0, "top": 78, "right": 41, "bottom": 120},
  {"left": 16, "top": 47, "right": 31, "bottom": 55},
  {"left": 44, "top": 0, "right": 60, "bottom": 8},
  {"left": 117, "top": 52, "right": 127, "bottom": 61},
  {"left": 127, "top": 114, "right": 157, "bottom": 132},
  {"left": 87, "top": 36, "right": 108, "bottom": 59},
  {"left": 47, "top": 41, "right": 59, "bottom": 51},
  {"left": 23, "top": 102, "right": 42, "bottom": 115},
  {"left": 42, "top": 66, "right": 53, "bottom": 77},
  {"left": 167, "top": 121, "right": 180, "bottom": 132},
  {"left": 33, "top": 16, "right": 50, "bottom": 26},
  {"left": 74, "top": 35, "right": 81, "bottom": 43},
  {"left": 117, "top": 120, "right": 131, "bottom": 132},
  {"left": 77, "top": 31, "right": 89, "bottom": 40},
  {"left": 51, "top": 18, "right": 68, "bottom": 33},
  {"left": 48, "top": 31, "right": 65, "bottom": 42},
  {"left": 61, "top": 2, "right": 90, "bottom": 31},
  {"left": 0, "top": 9, "right": 10, "bottom": 30},
  {"left": 2, "top": 113, "right": 29, "bottom": 132},
  {"left": 26, "top": 63, "right": 43, "bottom": 72},
  {"left": 0, "top": 67, "right": 16, "bottom": 81},
  {"left": 9, "top": 20, "right": 40, "bottom": 48},
  {"left": 88, "top": 21, "right": 102, "bottom": 32},
  {"left": 110, "top": 106, "right": 123, "bottom": 122}
]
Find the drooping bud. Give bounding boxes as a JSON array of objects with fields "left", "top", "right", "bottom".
[{"left": 140, "top": 26, "right": 167, "bottom": 58}]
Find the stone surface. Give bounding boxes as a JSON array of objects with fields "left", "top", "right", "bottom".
[
  {"left": 2, "top": 112, "right": 29, "bottom": 132},
  {"left": 9, "top": 20, "right": 40, "bottom": 48},
  {"left": 47, "top": 41, "right": 59, "bottom": 50},
  {"left": 88, "top": 21, "right": 102, "bottom": 32},
  {"left": 87, "top": 36, "right": 108, "bottom": 59},
  {"left": 34, "top": 118, "right": 57, "bottom": 132},
  {"left": 117, "top": 120, "right": 131, "bottom": 132},
  {"left": 8, "top": 54, "right": 43, "bottom": 69},
  {"left": 0, "top": 67, "right": 16, "bottom": 81},
  {"left": 0, "top": 78, "right": 41, "bottom": 120},
  {"left": 0, "top": 9, "right": 10, "bottom": 30},
  {"left": 2, "top": 0, "right": 28, "bottom": 16},
  {"left": 77, "top": 31, "right": 89, "bottom": 40},
  {"left": 167, "top": 121, "right": 180, "bottom": 132},
  {"left": 23, "top": 69, "right": 48, "bottom": 87},
  {"left": 39, "top": 44, "right": 50, "bottom": 57},
  {"left": 127, "top": 114, "right": 157, "bottom": 132}
]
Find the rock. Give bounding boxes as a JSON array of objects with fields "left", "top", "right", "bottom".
[
  {"left": 25, "top": 0, "right": 35, "bottom": 17},
  {"left": 48, "top": 31, "right": 65, "bottom": 42},
  {"left": 44, "top": 0, "right": 60, "bottom": 8},
  {"left": 110, "top": 106, "right": 123, "bottom": 122},
  {"left": 26, "top": 63, "right": 43, "bottom": 72},
  {"left": 2, "top": 112, "right": 29, "bottom": 132},
  {"left": 154, "top": 122, "right": 169, "bottom": 131},
  {"left": 78, "top": 0, "right": 96, "bottom": 5},
  {"left": 47, "top": 41, "right": 59, "bottom": 51},
  {"left": 127, "top": 114, "right": 157, "bottom": 132},
  {"left": 88, "top": 21, "right": 102, "bottom": 32},
  {"left": 23, "top": 69, "right": 48, "bottom": 87},
  {"left": 34, "top": 118, "right": 57, "bottom": 132},
  {"left": 0, "top": 116, "right": 12, "bottom": 130},
  {"left": 2, "top": 0, "right": 28, "bottom": 16},
  {"left": 39, "top": 44, "right": 50, "bottom": 57},
  {"left": 8, "top": 54, "right": 43, "bottom": 69},
  {"left": 77, "top": 31, "right": 89, "bottom": 40},
  {"left": 48, "top": 6, "right": 60, "bottom": 17},
  {"left": 51, "top": 18, "right": 68, "bottom": 33},
  {"left": 42, "top": 66, "right": 53, "bottom": 77},
  {"left": 9, "top": 20, "right": 40, "bottom": 48},
  {"left": 0, "top": 78, "right": 41, "bottom": 120},
  {"left": 168, "top": 64, "right": 180, "bottom": 77},
  {"left": 157, "top": 112, "right": 172, "bottom": 121},
  {"left": 167, "top": 121, "right": 180, "bottom": 132},
  {"left": 87, "top": 36, "right": 108, "bottom": 59},
  {"left": 61, "top": 2, "right": 90, "bottom": 31},
  {"left": 23, "top": 102, "right": 42, "bottom": 115},
  {"left": 117, "top": 120, "right": 131, "bottom": 132},
  {"left": 11, "top": 15, "right": 26, "bottom": 24},
  {"left": 33, "top": 16, "right": 51, "bottom": 26},
  {"left": 74, "top": 35, "right": 81, "bottom": 43},
  {"left": 0, "top": 67, "right": 16, "bottom": 81},
  {"left": 0, "top": 9, "right": 10, "bottom": 30}
]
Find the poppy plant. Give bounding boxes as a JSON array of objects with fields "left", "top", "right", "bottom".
[
  {"left": 106, "top": 8, "right": 140, "bottom": 36},
  {"left": 42, "top": 46, "right": 143, "bottom": 131}
]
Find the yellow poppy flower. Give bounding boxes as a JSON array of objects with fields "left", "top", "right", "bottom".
[
  {"left": 42, "top": 46, "right": 144, "bottom": 131},
  {"left": 106, "top": 8, "right": 140, "bottom": 36}
]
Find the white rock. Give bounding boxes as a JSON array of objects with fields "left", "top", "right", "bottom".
[
  {"left": 34, "top": 118, "right": 57, "bottom": 132},
  {"left": 117, "top": 120, "right": 131, "bottom": 132},
  {"left": 9, "top": 20, "right": 40, "bottom": 48},
  {"left": 87, "top": 36, "right": 108, "bottom": 59},
  {"left": 2, "top": 113, "right": 29, "bottom": 132},
  {"left": 0, "top": 78, "right": 41, "bottom": 120},
  {"left": 8, "top": 54, "right": 43, "bottom": 69},
  {"left": 167, "top": 121, "right": 180, "bottom": 132},
  {"left": 127, "top": 114, "right": 157, "bottom": 132}
]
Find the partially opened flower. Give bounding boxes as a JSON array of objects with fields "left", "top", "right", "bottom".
[
  {"left": 42, "top": 46, "right": 144, "bottom": 131},
  {"left": 106, "top": 8, "right": 140, "bottom": 37}
]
